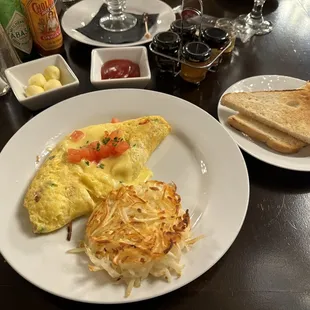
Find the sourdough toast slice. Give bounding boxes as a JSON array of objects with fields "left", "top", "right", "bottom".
[
  {"left": 221, "top": 82, "right": 310, "bottom": 143},
  {"left": 227, "top": 114, "right": 307, "bottom": 154}
]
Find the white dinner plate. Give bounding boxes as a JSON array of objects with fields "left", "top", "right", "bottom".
[
  {"left": 61, "top": 0, "right": 175, "bottom": 47},
  {"left": 218, "top": 75, "right": 310, "bottom": 171},
  {"left": 0, "top": 89, "right": 249, "bottom": 303}
]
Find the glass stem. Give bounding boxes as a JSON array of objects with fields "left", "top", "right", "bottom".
[
  {"left": 107, "top": 0, "right": 126, "bottom": 18},
  {"left": 250, "top": 0, "right": 266, "bottom": 21}
]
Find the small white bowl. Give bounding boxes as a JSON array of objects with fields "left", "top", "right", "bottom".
[
  {"left": 5, "top": 54, "right": 79, "bottom": 111},
  {"left": 90, "top": 46, "right": 151, "bottom": 89}
]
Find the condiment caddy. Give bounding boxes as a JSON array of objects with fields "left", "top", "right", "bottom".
[{"left": 149, "top": 0, "right": 233, "bottom": 85}]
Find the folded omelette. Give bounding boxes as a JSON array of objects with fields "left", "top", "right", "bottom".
[{"left": 24, "top": 116, "right": 171, "bottom": 234}]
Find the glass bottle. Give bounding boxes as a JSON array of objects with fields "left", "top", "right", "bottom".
[
  {"left": 21, "top": 0, "right": 64, "bottom": 56},
  {"left": 180, "top": 41, "right": 211, "bottom": 85},
  {"left": 152, "top": 31, "right": 181, "bottom": 74},
  {"left": 170, "top": 19, "right": 197, "bottom": 45},
  {"left": 214, "top": 18, "right": 236, "bottom": 54},
  {"left": 0, "top": 0, "right": 36, "bottom": 61},
  {"left": 202, "top": 27, "right": 229, "bottom": 67}
]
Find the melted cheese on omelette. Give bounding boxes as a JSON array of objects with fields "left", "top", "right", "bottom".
[
  {"left": 64, "top": 132, "right": 152, "bottom": 184},
  {"left": 24, "top": 116, "right": 171, "bottom": 234}
]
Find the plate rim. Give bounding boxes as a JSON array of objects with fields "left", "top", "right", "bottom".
[
  {"left": 217, "top": 74, "right": 310, "bottom": 172},
  {"left": 0, "top": 89, "right": 250, "bottom": 304},
  {"left": 61, "top": 0, "right": 176, "bottom": 48}
]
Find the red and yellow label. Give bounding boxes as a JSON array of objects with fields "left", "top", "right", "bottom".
[{"left": 21, "top": 0, "right": 63, "bottom": 51}]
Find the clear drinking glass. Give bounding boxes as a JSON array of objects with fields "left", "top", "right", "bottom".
[
  {"left": 100, "top": 0, "right": 137, "bottom": 32},
  {"left": 234, "top": 0, "right": 272, "bottom": 36},
  {"left": 0, "top": 24, "right": 21, "bottom": 96}
]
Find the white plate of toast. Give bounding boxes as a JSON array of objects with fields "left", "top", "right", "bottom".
[{"left": 218, "top": 75, "right": 310, "bottom": 171}]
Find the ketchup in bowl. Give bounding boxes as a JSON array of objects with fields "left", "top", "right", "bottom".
[{"left": 101, "top": 59, "right": 140, "bottom": 80}]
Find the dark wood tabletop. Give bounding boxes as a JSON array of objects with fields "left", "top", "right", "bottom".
[{"left": 1, "top": 0, "right": 310, "bottom": 309}]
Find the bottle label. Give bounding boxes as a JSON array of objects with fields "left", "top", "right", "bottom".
[
  {"left": 5, "top": 10, "right": 33, "bottom": 54},
  {"left": 24, "top": 0, "right": 63, "bottom": 51}
]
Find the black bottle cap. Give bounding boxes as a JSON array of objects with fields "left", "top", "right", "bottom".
[
  {"left": 170, "top": 19, "right": 197, "bottom": 34},
  {"left": 202, "top": 27, "right": 229, "bottom": 48},
  {"left": 153, "top": 31, "right": 181, "bottom": 50},
  {"left": 182, "top": 42, "right": 211, "bottom": 63}
]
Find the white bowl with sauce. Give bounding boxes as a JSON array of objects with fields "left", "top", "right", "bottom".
[
  {"left": 90, "top": 47, "right": 151, "bottom": 89},
  {"left": 4, "top": 54, "right": 79, "bottom": 111}
]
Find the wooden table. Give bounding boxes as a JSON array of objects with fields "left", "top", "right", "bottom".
[{"left": 1, "top": 0, "right": 310, "bottom": 309}]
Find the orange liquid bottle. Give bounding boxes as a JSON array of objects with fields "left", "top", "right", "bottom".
[{"left": 21, "top": 0, "right": 63, "bottom": 56}]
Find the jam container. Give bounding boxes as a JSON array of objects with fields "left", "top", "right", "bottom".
[
  {"left": 170, "top": 19, "right": 197, "bottom": 44},
  {"left": 202, "top": 27, "right": 229, "bottom": 67},
  {"left": 180, "top": 41, "right": 211, "bottom": 84},
  {"left": 152, "top": 31, "right": 181, "bottom": 74},
  {"left": 214, "top": 18, "right": 236, "bottom": 54}
]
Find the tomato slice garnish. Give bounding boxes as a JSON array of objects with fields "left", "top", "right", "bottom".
[
  {"left": 109, "top": 144, "right": 118, "bottom": 156},
  {"left": 111, "top": 117, "right": 120, "bottom": 123},
  {"left": 79, "top": 148, "right": 100, "bottom": 162},
  {"left": 80, "top": 148, "right": 91, "bottom": 160},
  {"left": 91, "top": 149, "right": 101, "bottom": 162},
  {"left": 70, "top": 130, "right": 85, "bottom": 142},
  {"left": 99, "top": 145, "right": 110, "bottom": 158},
  {"left": 115, "top": 141, "right": 130, "bottom": 155},
  {"left": 67, "top": 129, "right": 130, "bottom": 163},
  {"left": 68, "top": 149, "right": 82, "bottom": 163},
  {"left": 87, "top": 141, "right": 100, "bottom": 150},
  {"left": 109, "top": 129, "right": 123, "bottom": 141}
]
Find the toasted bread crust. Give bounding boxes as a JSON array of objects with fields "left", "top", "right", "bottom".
[
  {"left": 228, "top": 114, "right": 306, "bottom": 154},
  {"left": 221, "top": 82, "right": 310, "bottom": 144}
]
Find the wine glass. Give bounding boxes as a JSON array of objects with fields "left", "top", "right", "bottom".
[
  {"left": 100, "top": 0, "right": 137, "bottom": 32},
  {"left": 234, "top": 0, "right": 272, "bottom": 38}
]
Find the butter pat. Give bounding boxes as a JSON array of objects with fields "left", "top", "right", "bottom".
[
  {"left": 44, "top": 66, "right": 61, "bottom": 81},
  {"left": 28, "top": 73, "right": 46, "bottom": 88},
  {"left": 24, "top": 66, "right": 63, "bottom": 98},
  {"left": 25, "top": 85, "right": 45, "bottom": 97},
  {"left": 44, "top": 79, "right": 62, "bottom": 91}
]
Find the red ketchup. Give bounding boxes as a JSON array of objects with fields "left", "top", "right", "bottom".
[{"left": 101, "top": 59, "right": 140, "bottom": 80}]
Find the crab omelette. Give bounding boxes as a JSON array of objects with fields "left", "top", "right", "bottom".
[{"left": 24, "top": 116, "right": 171, "bottom": 234}]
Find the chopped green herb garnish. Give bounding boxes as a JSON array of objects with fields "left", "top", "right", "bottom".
[
  {"left": 112, "top": 143, "right": 117, "bottom": 147},
  {"left": 96, "top": 142, "right": 100, "bottom": 151},
  {"left": 119, "top": 181, "right": 123, "bottom": 184},
  {"left": 85, "top": 161, "right": 90, "bottom": 166},
  {"left": 50, "top": 183, "right": 58, "bottom": 187},
  {"left": 49, "top": 155, "right": 55, "bottom": 160},
  {"left": 113, "top": 137, "right": 119, "bottom": 141},
  {"left": 102, "top": 137, "right": 110, "bottom": 145},
  {"left": 86, "top": 140, "right": 89, "bottom": 144},
  {"left": 132, "top": 144, "right": 136, "bottom": 147},
  {"left": 98, "top": 164, "right": 105, "bottom": 169}
]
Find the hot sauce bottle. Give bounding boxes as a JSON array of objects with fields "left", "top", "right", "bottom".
[
  {"left": 21, "top": 0, "right": 63, "bottom": 56},
  {"left": 0, "top": 0, "right": 36, "bottom": 61}
]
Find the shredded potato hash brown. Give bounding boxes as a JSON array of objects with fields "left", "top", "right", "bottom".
[{"left": 82, "top": 181, "right": 201, "bottom": 297}]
